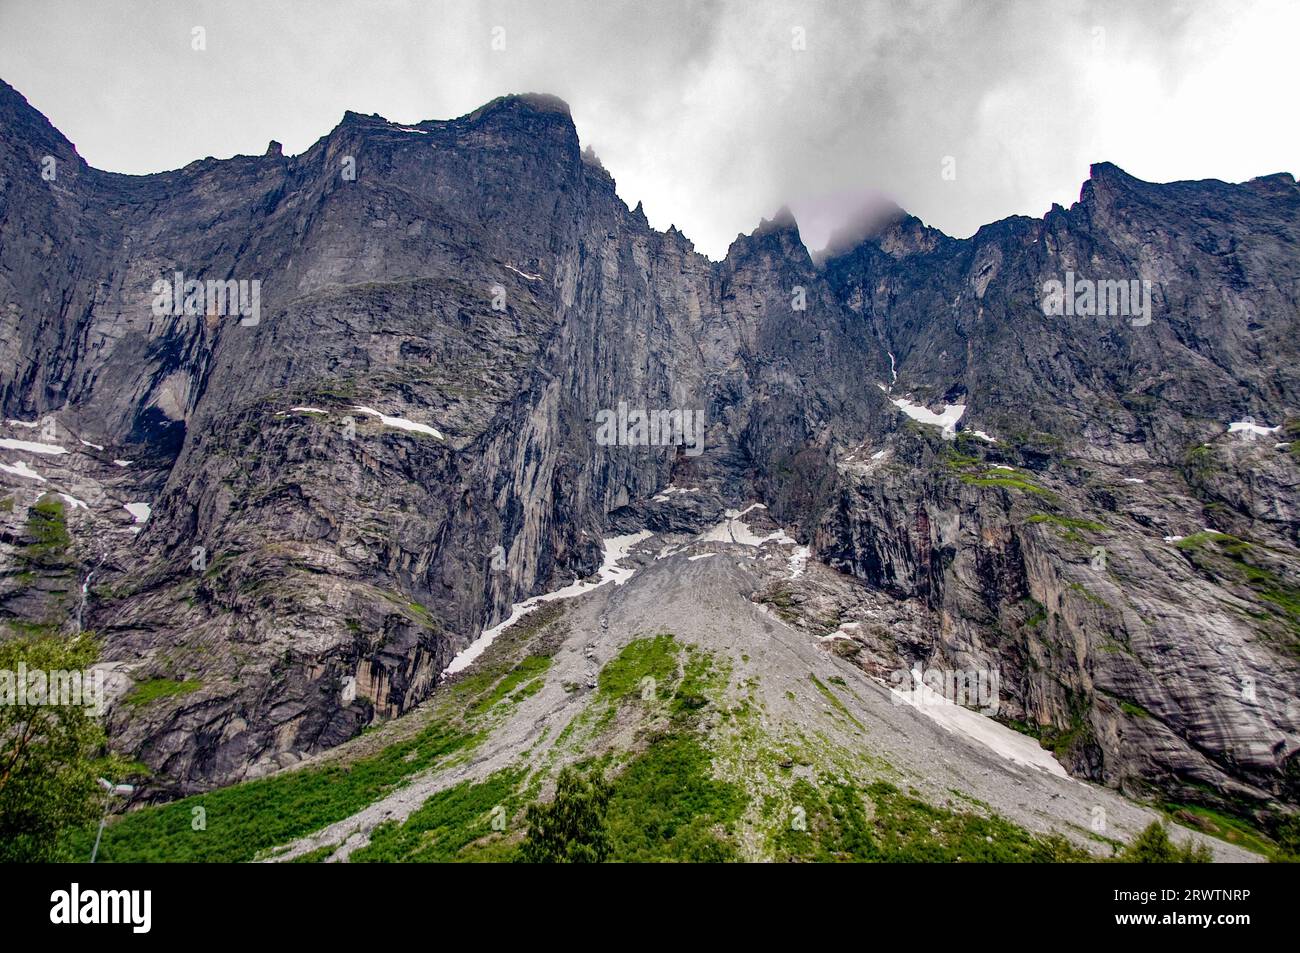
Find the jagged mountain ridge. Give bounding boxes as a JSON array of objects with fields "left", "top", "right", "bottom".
[{"left": 0, "top": 78, "right": 1296, "bottom": 833}]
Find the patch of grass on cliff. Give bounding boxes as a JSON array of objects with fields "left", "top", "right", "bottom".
[
  {"left": 959, "top": 472, "right": 1054, "bottom": 497},
  {"left": 1118, "top": 699, "right": 1152, "bottom": 719},
  {"left": 19, "top": 495, "right": 71, "bottom": 569},
  {"left": 75, "top": 718, "right": 479, "bottom": 863},
  {"left": 759, "top": 583, "right": 802, "bottom": 624},
  {"left": 288, "top": 843, "right": 338, "bottom": 863},
  {"left": 1036, "top": 713, "right": 1094, "bottom": 761},
  {"left": 1027, "top": 513, "right": 1107, "bottom": 533},
  {"left": 122, "top": 678, "right": 203, "bottom": 708},
  {"left": 774, "top": 777, "right": 1089, "bottom": 862},
  {"left": 942, "top": 449, "right": 983, "bottom": 470},
  {"left": 1023, "top": 597, "right": 1048, "bottom": 629},
  {"left": 597, "top": 634, "right": 681, "bottom": 700},
  {"left": 1068, "top": 581, "right": 1110, "bottom": 607},
  {"left": 1174, "top": 530, "right": 1241, "bottom": 553},
  {"left": 1162, "top": 804, "right": 1277, "bottom": 859},
  {"left": 1176, "top": 532, "right": 1300, "bottom": 645},
  {"left": 1183, "top": 444, "right": 1218, "bottom": 480}
]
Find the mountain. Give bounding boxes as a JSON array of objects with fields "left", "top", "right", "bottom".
[{"left": 1, "top": 77, "right": 1296, "bottom": 860}]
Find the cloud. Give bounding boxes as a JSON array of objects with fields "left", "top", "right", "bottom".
[{"left": 1, "top": 0, "right": 1294, "bottom": 259}]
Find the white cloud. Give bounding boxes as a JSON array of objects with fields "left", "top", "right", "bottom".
[{"left": 1, "top": 0, "right": 1294, "bottom": 259}]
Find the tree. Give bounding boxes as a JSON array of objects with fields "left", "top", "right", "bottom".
[
  {"left": 0, "top": 631, "right": 124, "bottom": 862},
  {"left": 518, "top": 766, "right": 612, "bottom": 863},
  {"left": 1119, "top": 821, "right": 1212, "bottom": 863}
]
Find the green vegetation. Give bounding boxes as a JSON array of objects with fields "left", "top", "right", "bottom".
[
  {"left": 76, "top": 718, "right": 479, "bottom": 862},
  {"left": 518, "top": 766, "right": 613, "bottom": 862},
  {"left": 469, "top": 654, "right": 551, "bottom": 715},
  {"left": 1183, "top": 443, "right": 1218, "bottom": 481},
  {"left": 774, "top": 777, "right": 1089, "bottom": 862},
  {"left": 1068, "top": 581, "right": 1110, "bottom": 607},
  {"left": 597, "top": 634, "right": 681, "bottom": 700},
  {"left": 1165, "top": 803, "right": 1297, "bottom": 860},
  {"left": 809, "top": 674, "right": 865, "bottom": 731},
  {"left": 603, "top": 733, "right": 747, "bottom": 861},
  {"left": 1027, "top": 513, "right": 1107, "bottom": 533},
  {"left": 0, "top": 633, "right": 131, "bottom": 862},
  {"left": 1118, "top": 699, "right": 1152, "bottom": 719},
  {"left": 288, "top": 844, "right": 338, "bottom": 863},
  {"left": 942, "top": 449, "right": 983, "bottom": 470},
  {"left": 1023, "top": 597, "right": 1048, "bottom": 629},
  {"left": 1118, "top": 822, "right": 1211, "bottom": 862},
  {"left": 522, "top": 734, "right": 747, "bottom": 863},
  {"left": 1176, "top": 532, "right": 1300, "bottom": 646},
  {"left": 352, "top": 768, "right": 525, "bottom": 862},
  {"left": 122, "top": 678, "right": 203, "bottom": 708},
  {"left": 672, "top": 646, "right": 728, "bottom": 716},
  {"left": 1034, "top": 713, "right": 1094, "bottom": 761},
  {"left": 1174, "top": 530, "right": 1240, "bottom": 552},
  {"left": 959, "top": 472, "right": 1054, "bottom": 497},
  {"left": 21, "top": 495, "right": 71, "bottom": 565}
]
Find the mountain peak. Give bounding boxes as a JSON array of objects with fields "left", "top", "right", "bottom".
[{"left": 755, "top": 205, "right": 799, "bottom": 235}]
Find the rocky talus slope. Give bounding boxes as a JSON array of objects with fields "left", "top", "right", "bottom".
[{"left": 1, "top": 77, "right": 1296, "bottom": 854}]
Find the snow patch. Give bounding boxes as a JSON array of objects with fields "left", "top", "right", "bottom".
[
  {"left": 968, "top": 430, "right": 997, "bottom": 443},
  {"left": 1124, "top": 478, "right": 1145, "bottom": 484},
  {"left": 290, "top": 406, "right": 329, "bottom": 415},
  {"left": 0, "top": 460, "right": 44, "bottom": 482},
  {"left": 698, "top": 504, "right": 796, "bottom": 547},
  {"left": 1228, "top": 420, "right": 1279, "bottom": 438},
  {"left": 652, "top": 486, "right": 700, "bottom": 502},
  {"left": 0, "top": 438, "right": 69, "bottom": 455},
  {"left": 687, "top": 552, "right": 716, "bottom": 562},
  {"left": 787, "top": 545, "right": 811, "bottom": 579},
  {"left": 890, "top": 397, "right": 966, "bottom": 439},
  {"left": 890, "top": 671, "right": 1070, "bottom": 778},
  {"left": 79, "top": 438, "right": 105, "bottom": 451},
  {"left": 505, "top": 264, "right": 543, "bottom": 282},
  {"left": 5, "top": 419, "right": 39, "bottom": 429},
  {"left": 353, "top": 405, "right": 444, "bottom": 439},
  {"left": 443, "top": 531, "right": 653, "bottom": 676},
  {"left": 124, "top": 502, "right": 151, "bottom": 524},
  {"left": 57, "top": 492, "right": 89, "bottom": 511},
  {"left": 113, "top": 459, "right": 132, "bottom": 467}
]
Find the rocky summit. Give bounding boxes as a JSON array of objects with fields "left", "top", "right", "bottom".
[{"left": 1, "top": 75, "right": 1297, "bottom": 862}]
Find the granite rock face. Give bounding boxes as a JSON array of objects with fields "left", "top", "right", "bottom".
[{"left": 0, "top": 78, "right": 1296, "bottom": 820}]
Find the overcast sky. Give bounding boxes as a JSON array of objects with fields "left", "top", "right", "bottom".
[{"left": 1, "top": 0, "right": 1295, "bottom": 259}]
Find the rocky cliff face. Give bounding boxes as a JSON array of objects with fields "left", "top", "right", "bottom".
[{"left": 0, "top": 78, "right": 1296, "bottom": 828}]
